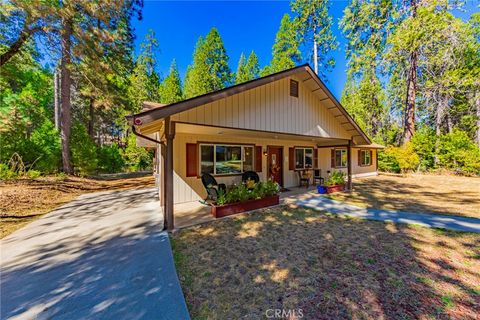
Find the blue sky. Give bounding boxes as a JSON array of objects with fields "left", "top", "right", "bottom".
[{"left": 133, "top": 0, "right": 479, "bottom": 100}]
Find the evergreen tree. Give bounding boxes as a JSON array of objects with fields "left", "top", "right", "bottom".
[
  {"left": 269, "top": 14, "right": 301, "bottom": 73},
  {"left": 128, "top": 29, "right": 161, "bottom": 112},
  {"left": 235, "top": 52, "right": 247, "bottom": 84},
  {"left": 340, "top": 0, "right": 394, "bottom": 138},
  {"left": 291, "top": 0, "right": 338, "bottom": 79},
  {"left": 160, "top": 59, "right": 183, "bottom": 104},
  {"left": 184, "top": 28, "right": 232, "bottom": 98},
  {"left": 235, "top": 51, "right": 260, "bottom": 84}
]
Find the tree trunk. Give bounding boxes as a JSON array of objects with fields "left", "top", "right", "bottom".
[
  {"left": 434, "top": 94, "right": 449, "bottom": 165},
  {"left": 54, "top": 68, "right": 61, "bottom": 130},
  {"left": 402, "top": 50, "right": 417, "bottom": 144},
  {"left": 88, "top": 98, "right": 94, "bottom": 138},
  {"left": 313, "top": 38, "right": 318, "bottom": 75},
  {"left": 60, "top": 17, "right": 73, "bottom": 174},
  {"left": 476, "top": 91, "right": 480, "bottom": 148}
]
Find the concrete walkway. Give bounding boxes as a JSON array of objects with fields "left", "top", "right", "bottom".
[
  {"left": 1, "top": 188, "right": 190, "bottom": 320},
  {"left": 296, "top": 196, "right": 480, "bottom": 233}
]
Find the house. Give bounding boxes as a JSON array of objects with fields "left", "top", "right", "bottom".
[{"left": 126, "top": 64, "right": 383, "bottom": 230}]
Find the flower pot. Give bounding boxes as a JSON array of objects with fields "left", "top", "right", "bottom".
[
  {"left": 326, "top": 184, "right": 345, "bottom": 194},
  {"left": 211, "top": 195, "right": 280, "bottom": 218},
  {"left": 317, "top": 185, "right": 327, "bottom": 194}
]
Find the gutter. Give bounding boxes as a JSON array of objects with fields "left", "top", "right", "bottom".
[{"left": 131, "top": 125, "right": 165, "bottom": 147}]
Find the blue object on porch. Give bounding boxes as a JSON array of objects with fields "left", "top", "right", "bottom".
[{"left": 317, "top": 185, "right": 327, "bottom": 194}]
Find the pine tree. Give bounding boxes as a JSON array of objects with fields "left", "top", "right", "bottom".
[
  {"left": 235, "top": 52, "right": 247, "bottom": 84},
  {"left": 340, "top": 0, "right": 394, "bottom": 139},
  {"left": 245, "top": 51, "right": 260, "bottom": 80},
  {"left": 270, "top": 14, "right": 301, "bottom": 73},
  {"left": 184, "top": 28, "right": 232, "bottom": 98},
  {"left": 128, "top": 30, "right": 161, "bottom": 112},
  {"left": 291, "top": 0, "right": 338, "bottom": 79},
  {"left": 160, "top": 59, "right": 183, "bottom": 104}
]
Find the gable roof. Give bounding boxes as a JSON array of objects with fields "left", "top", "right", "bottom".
[{"left": 126, "top": 64, "right": 371, "bottom": 145}]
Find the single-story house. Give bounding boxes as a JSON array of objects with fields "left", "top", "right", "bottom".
[{"left": 126, "top": 64, "right": 383, "bottom": 230}]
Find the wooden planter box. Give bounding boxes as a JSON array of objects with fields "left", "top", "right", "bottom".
[
  {"left": 211, "top": 195, "right": 280, "bottom": 218},
  {"left": 326, "top": 184, "right": 345, "bottom": 194}
]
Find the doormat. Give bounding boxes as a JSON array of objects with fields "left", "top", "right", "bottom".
[{"left": 280, "top": 187, "right": 290, "bottom": 192}]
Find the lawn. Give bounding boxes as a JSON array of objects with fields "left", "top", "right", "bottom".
[
  {"left": 172, "top": 206, "right": 480, "bottom": 320},
  {"left": 0, "top": 173, "right": 154, "bottom": 238},
  {"left": 327, "top": 174, "right": 480, "bottom": 218}
]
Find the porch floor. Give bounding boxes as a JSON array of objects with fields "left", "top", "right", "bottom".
[{"left": 174, "top": 186, "right": 318, "bottom": 230}]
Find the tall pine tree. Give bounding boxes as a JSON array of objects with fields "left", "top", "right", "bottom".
[
  {"left": 268, "top": 14, "right": 301, "bottom": 74},
  {"left": 160, "top": 59, "right": 183, "bottom": 104}
]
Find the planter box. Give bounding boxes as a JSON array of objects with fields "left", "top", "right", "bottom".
[
  {"left": 326, "top": 184, "right": 345, "bottom": 194},
  {"left": 211, "top": 195, "right": 280, "bottom": 218}
]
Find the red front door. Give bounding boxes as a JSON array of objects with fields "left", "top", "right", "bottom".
[{"left": 268, "top": 147, "right": 283, "bottom": 186}]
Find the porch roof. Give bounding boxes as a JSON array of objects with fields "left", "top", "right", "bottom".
[{"left": 126, "top": 64, "right": 371, "bottom": 145}]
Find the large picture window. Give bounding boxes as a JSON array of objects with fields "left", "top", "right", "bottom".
[
  {"left": 335, "top": 149, "right": 348, "bottom": 168},
  {"left": 200, "top": 144, "right": 254, "bottom": 175},
  {"left": 295, "top": 147, "right": 313, "bottom": 170},
  {"left": 360, "top": 150, "right": 371, "bottom": 166}
]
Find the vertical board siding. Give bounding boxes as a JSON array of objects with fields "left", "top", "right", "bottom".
[{"left": 172, "top": 76, "right": 351, "bottom": 140}]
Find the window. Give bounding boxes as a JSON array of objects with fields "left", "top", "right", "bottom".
[
  {"left": 295, "top": 147, "right": 313, "bottom": 169},
  {"left": 200, "top": 144, "right": 254, "bottom": 175},
  {"left": 290, "top": 79, "right": 299, "bottom": 97},
  {"left": 335, "top": 149, "right": 348, "bottom": 168},
  {"left": 360, "top": 150, "right": 371, "bottom": 166}
]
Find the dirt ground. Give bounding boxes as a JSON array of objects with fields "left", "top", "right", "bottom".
[
  {"left": 328, "top": 174, "right": 480, "bottom": 218},
  {"left": 0, "top": 173, "right": 155, "bottom": 238},
  {"left": 172, "top": 206, "right": 480, "bottom": 320}
]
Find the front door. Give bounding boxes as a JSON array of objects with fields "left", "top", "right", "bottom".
[{"left": 268, "top": 146, "right": 283, "bottom": 186}]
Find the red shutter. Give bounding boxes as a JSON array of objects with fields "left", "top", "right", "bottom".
[
  {"left": 314, "top": 148, "right": 319, "bottom": 168},
  {"left": 255, "top": 146, "right": 262, "bottom": 172},
  {"left": 186, "top": 143, "right": 198, "bottom": 177},
  {"left": 289, "top": 147, "right": 295, "bottom": 170},
  {"left": 369, "top": 150, "right": 373, "bottom": 166},
  {"left": 358, "top": 150, "right": 362, "bottom": 166},
  {"left": 331, "top": 149, "right": 336, "bottom": 168}
]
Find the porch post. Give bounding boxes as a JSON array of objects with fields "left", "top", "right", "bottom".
[
  {"left": 164, "top": 117, "right": 175, "bottom": 231},
  {"left": 347, "top": 139, "right": 352, "bottom": 191}
]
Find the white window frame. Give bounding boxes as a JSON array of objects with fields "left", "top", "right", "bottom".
[
  {"left": 360, "top": 150, "right": 371, "bottom": 166},
  {"left": 295, "top": 147, "right": 314, "bottom": 170},
  {"left": 199, "top": 143, "right": 254, "bottom": 176},
  {"left": 335, "top": 149, "right": 348, "bottom": 168}
]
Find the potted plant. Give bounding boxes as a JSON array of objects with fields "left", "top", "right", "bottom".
[
  {"left": 210, "top": 180, "right": 280, "bottom": 218},
  {"left": 323, "top": 170, "right": 346, "bottom": 194}
]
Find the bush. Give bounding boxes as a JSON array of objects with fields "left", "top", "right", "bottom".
[
  {"left": 122, "top": 134, "right": 153, "bottom": 172},
  {"left": 411, "top": 127, "right": 436, "bottom": 171},
  {"left": 380, "top": 143, "right": 419, "bottom": 173},
  {"left": 71, "top": 122, "right": 98, "bottom": 176},
  {"left": 438, "top": 129, "right": 480, "bottom": 175},
  {"left": 218, "top": 180, "right": 279, "bottom": 205},
  {"left": 97, "top": 144, "right": 125, "bottom": 173},
  {"left": 0, "top": 163, "right": 17, "bottom": 180},
  {"left": 324, "top": 170, "right": 346, "bottom": 186},
  {"left": 26, "top": 170, "right": 41, "bottom": 179}
]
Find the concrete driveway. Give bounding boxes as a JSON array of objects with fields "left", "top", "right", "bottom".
[{"left": 1, "top": 188, "right": 190, "bottom": 320}]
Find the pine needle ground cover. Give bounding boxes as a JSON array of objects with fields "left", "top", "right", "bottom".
[
  {"left": 0, "top": 174, "right": 154, "bottom": 238},
  {"left": 172, "top": 207, "right": 479, "bottom": 319},
  {"left": 327, "top": 174, "right": 480, "bottom": 219}
]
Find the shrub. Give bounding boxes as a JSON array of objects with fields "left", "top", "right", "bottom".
[
  {"left": 122, "top": 134, "right": 153, "bottom": 172},
  {"left": 97, "top": 144, "right": 125, "bottom": 173},
  {"left": 380, "top": 143, "right": 419, "bottom": 173},
  {"left": 26, "top": 170, "right": 41, "bottom": 179},
  {"left": 324, "top": 170, "right": 346, "bottom": 186},
  {"left": 437, "top": 129, "right": 480, "bottom": 175},
  {"left": 411, "top": 127, "right": 436, "bottom": 171},
  {"left": 71, "top": 122, "right": 98, "bottom": 176},
  {"left": 0, "top": 163, "right": 17, "bottom": 180}
]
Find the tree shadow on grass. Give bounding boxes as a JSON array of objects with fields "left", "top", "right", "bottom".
[{"left": 172, "top": 206, "right": 480, "bottom": 319}]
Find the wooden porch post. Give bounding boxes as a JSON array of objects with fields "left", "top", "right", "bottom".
[
  {"left": 347, "top": 139, "right": 352, "bottom": 191},
  {"left": 164, "top": 117, "right": 175, "bottom": 231}
]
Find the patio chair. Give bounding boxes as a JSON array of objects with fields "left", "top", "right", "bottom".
[
  {"left": 242, "top": 171, "right": 260, "bottom": 190},
  {"left": 201, "top": 173, "right": 226, "bottom": 201},
  {"left": 313, "top": 169, "right": 324, "bottom": 186},
  {"left": 298, "top": 169, "right": 312, "bottom": 188}
]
